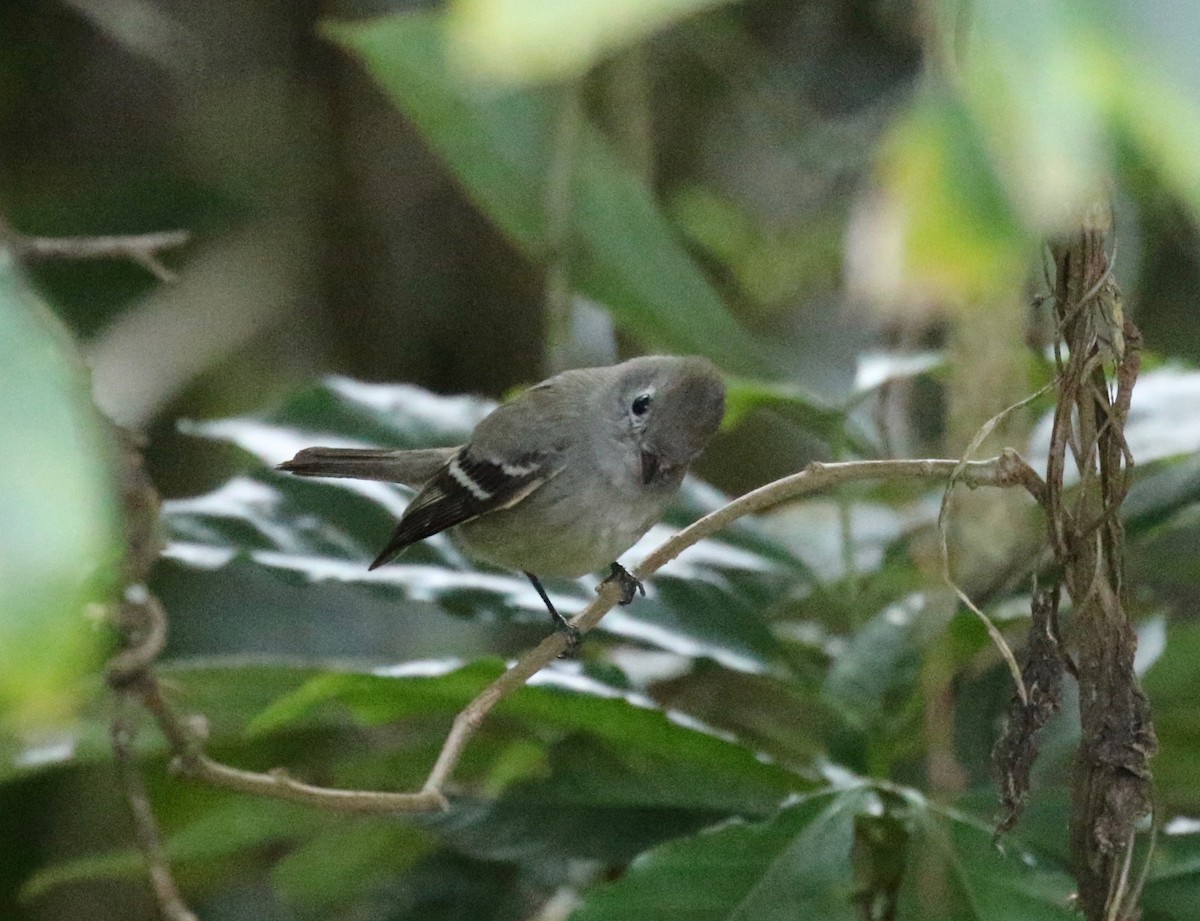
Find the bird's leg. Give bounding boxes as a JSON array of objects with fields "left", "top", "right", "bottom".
[
  {"left": 600, "top": 562, "right": 645, "bottom": 606},
  {"left": 524, "top": 571, "right": 581, "bottom": 654}
]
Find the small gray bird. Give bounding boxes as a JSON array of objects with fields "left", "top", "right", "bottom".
[{"left": 278, "top": 355, "right": 726, "bottom": 645}]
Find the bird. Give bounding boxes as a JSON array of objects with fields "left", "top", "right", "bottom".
[{"left": 277, "top": 355, "right": 726, "bottom": 647}]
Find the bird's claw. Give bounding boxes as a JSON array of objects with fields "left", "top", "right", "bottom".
[
  {"left": 600, "top": 563, "right": 645, "bottom": 606},
  {"left": 554, "top": 619, "right": 582, "bottom": 657}
]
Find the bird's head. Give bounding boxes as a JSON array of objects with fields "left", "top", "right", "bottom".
[{"left": 614, "top": 356, "right": 726, "bottom": 486}]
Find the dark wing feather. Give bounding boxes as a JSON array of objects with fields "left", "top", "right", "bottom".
[
  {"left": 368, "top": 448, "right": 556, "bottom": 569},
  {"left": 278, "top": 446, "right": 457, "bottom": 486}
]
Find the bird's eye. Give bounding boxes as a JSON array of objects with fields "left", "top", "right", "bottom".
[{"left": 631, "top": 393, "right": 653, "bottom": 416}]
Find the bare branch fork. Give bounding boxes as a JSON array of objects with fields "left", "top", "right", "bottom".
[
  {"left": 115, "top": 450, "right": 1047, "bottom": 817},
  {"left": 3, "top": 226, "right": 190, "bottom": 282}
]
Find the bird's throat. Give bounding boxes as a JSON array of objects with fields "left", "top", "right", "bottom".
[{"left": 639, "top": 450, "right": 661, "bottom": 485}]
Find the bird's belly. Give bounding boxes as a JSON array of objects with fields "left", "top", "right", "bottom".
[{"left": 455, "top": 485, "right": 667, "bottom": 578}]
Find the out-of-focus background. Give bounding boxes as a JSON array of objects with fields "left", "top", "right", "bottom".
[{"left": 3, "top": 0, "right": 1200, "bottom": 919}]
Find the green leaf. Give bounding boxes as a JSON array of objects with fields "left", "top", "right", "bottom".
[
  {"left": 1124, "top": 455, "right": 1200, "bottom": 536},
  {"left": 2, "top": 660, "right": 323, "bottom": 783},
  {"left": 427, "top": 735, "right": 758, "bottom": 864},
  {"left": 571, "top": 786, "right": 874, "bottom": 921},
  {"left": 167, "top": 377, "right": 807, "bottom": 671},
  {"left": 251, "top": 659, "right": 805, "bottom": 809},
  {"left": 23, "top": 796, "right": 328, "bottom": 900},
  {"left": 321, "top": 13, "right": 767, "bottom": 374},
  {"left": 822, "top": 595, "right": 930, "bottom": 760},
  {"left": 722, "top": 377, "right": 870, "bottom": 454},
  {"left": 1142, "top": 823, "right": 1200, "bottom": 921},
  {"left": 0, "top": 249, "right": 119, "bottom": 733},
  {"left": 355, "top": 849, "right": 523, "bottom": 921},
  {"left": 1143, "top": 622, "right": 1200, "bottom": 812},
  {"left": 635, "top": 661, "right": 842, "bottom": 770},
  {"left": 817, "top": 594, "right": 972, "bottom": 777},
  {"left": 861, "top": 1, "right": 1200, "bottom": 302},
  {"left": 668, "top": 186, "right": 844, "bottom": 309},
  {"left": 897, "top": 795, "right": 1077, "bottom": 921},
  {"left": 273, "top": 820, "right": 433, "bottom": 914},
  {"left": 446, "top": 0, "right": 735, "bottom": 84},
  {"left": 960, "top": 0, "right": 1109, "bottom": 231}
]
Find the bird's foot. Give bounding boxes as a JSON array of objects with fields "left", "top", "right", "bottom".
[
  {"left": 525, "top": 570, "right": 582, "bottom": 657},
  {"left": 600, "top": 562, "right": 645, "bottom": 606},
  {"left": 553, "top": 617, "right": 583, "bottom": 657}
]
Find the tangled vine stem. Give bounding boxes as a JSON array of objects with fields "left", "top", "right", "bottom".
[{"left": 119, "top": 451, "right": 1046, "bottom": 817}]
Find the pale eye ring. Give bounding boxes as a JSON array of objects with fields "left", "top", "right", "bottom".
[{"left": 631, "top": 392, "right": 653, "bottom": 416}]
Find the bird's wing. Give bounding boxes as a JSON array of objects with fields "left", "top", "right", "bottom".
[{"left": 368, "top": 447, "right": 563, "bottom": 569}]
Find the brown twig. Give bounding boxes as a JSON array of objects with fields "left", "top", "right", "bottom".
[
  {"left": 7, "top": 229, "right": 190, "bottom": 282},
  {"left": 937, "top": 386, "right": 1053, "bottom": 707},
  {"left": 110, "top": 694, "right": 198, "bottom": 921},
  {"left": 107, "top": 593, "right": 198, "bottom": 921},
  {"left": 114, "top": 593, "right": 449, "bottom": 814}
]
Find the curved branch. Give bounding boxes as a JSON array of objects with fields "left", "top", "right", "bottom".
[
  {"left": 117, "top": 594, "right": 448, "bottom": 814},
  {"left": 422, "top": 450, "right": 1046, "bottom": 797},
  {"left": 134, "top": 451, "right": 1044, "bottom": 815},
  {"left": 111, "top": 694, "right": 199, "bottom": 921}
]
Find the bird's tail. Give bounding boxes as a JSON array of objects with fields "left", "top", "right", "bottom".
[{"left": 277, "top": 446, "right": 457, "bottom": 487}]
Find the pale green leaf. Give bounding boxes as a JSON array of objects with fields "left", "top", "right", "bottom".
[
  {"left": 447, "top": 0, "right": 735, "bottom": 84},
  {"left": 0, "top": 249, "right": 119, "bottom": 733}
]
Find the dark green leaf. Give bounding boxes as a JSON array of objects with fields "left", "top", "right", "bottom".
[
  {"left": 723, "top": 376, "right": 872, "bottom": 454},
  {"left": 820, "top": 597, "right": 931, "bottom": 733},
  {"left": 1143, "top": 622, "right": 1200, "bottom": 812},
  {"left": 273, "top": 819, "right": 433, "bottom": 914},
  {"left": 427, "top": 735, "right": 757, "bottom": 864},
  {"left": 251, "top": 659, "right": 804, "bottom": 808},
  {"left": 1124, "top": 454, "right": 1200, "bottom": 536},
  {"left": 1142, "top": 823, "right": 1200, "bottom": 921},
  {"left": 571, "top": 786, "right": 874, "bottom": 921},
  {"left": 898, "top": 795, "right": 1078, "bottom": 921},
  {"left": 23, "top": 796, "right": 327, "bottom": 900},
  {"left": 321, "top": 13, "right": 768, "bottom": 374}
]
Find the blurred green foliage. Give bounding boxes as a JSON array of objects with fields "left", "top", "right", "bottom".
[
  {"left": 4, "top": 0, "right": 1200, "bottom": 919},
  {"left": 0, "top": 251, "right": 117, "bottom": 735}
]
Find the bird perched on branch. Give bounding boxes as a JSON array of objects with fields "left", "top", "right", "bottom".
[{"left": 278, "top": 355, "right": 726, "bottom": 647}]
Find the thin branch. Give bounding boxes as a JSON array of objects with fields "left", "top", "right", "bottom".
[
  {"left": 107, "top": 589, "right": 169, "bottom": 687},
  {"left": 8, "top": 229, "right": 190, "bottom": 282},
  {"left": 173, "top": 750, "right": 449, "bottom": 814},
  {"left": 111, "top": 597, "right": 445, "bottom": 822},
  {"left": 116, "top": 596, "right": 448, "bottom": 814},
  {"left": 937, "top": 385, "right": 1051, "bottom": 706},
  {"left": 111, "top": 695, "right": 199, "bottom": 921},
  {"left": 107, "top": 596, "right": 198, "bottom": 921}
]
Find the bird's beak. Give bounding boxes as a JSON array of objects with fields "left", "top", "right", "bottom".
[{"left": 639, "top": 451, "right": 661, "bottom": 485}]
